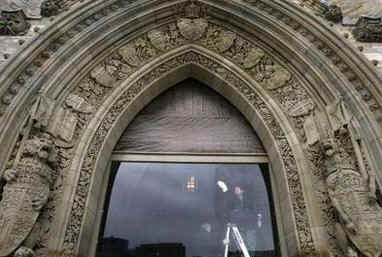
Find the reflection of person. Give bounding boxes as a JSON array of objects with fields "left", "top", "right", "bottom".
[
  {"left": 215, "top": 179, "right": 257, "bottom": 256},
  {"left": 231, "top": 186, "right": 257, "bottom": 255}
]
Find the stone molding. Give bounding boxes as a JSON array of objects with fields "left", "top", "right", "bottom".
[
  {"left": 0, "top": 0, "right": 381, "bottom": 148},
  {"left": 1, "top": 1, "right": 382, "bottom": 257},
  {"left": 59, "top": 48, "right": 314, "bottom": 256}
]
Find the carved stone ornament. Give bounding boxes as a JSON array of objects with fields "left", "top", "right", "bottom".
[
  {"left": 13, "top": 247, "right": 35, "bottom": 257},
  {"left": 40, "top": 0, "right": 61, "bottom": 17},
  {"left": 323, "top": 138, "right": 382, "bottom": 257},
  {"left": 324, "top": 5, "right": 343, "bottom": 23},
  {"left": 0, "top": 10, "right": 30, "bottom": 36},
  {"left": 0, "top": 93, "right": 86, "bottom": 256},
  {"left": 1, "top": 0, "right": 382, "bottom": 256},
  {"left": 90, "top": 64, "right": 117, "bottom": 87},
  {"left": 62, "top": 50, "right": 316, "bottom": 256},
  {"left": 118, "top": 39, "right": 156, "bottom": 67},
  {"left": 325, "top": 98, "right": 352, "bottom": 133},
  {"left": 30, "top": 95, "right": 56, "bottom": 131},
  {"left": 214, "top": 30, "right": 236, "bottom": 53},
  {"left": 47, "top": 94, "right": 93, "bottom": 147},
  {"left": 304, "top": 98, "right": 382, "bottom": 257},
  {"left": 177, "top": 1, "right": 208, "bottom": 41},
  {"left": 53, "top": 15, "right": 321, "bottom": 253},
  {"left": 352, "top": 17, "right": 382, "bottom": 43},
  {"left": 242, "top": 48, "right": 265, "bottom": 69},
  {"left": 0, "top": 133, "right": 57, "bottom": 257},
  {"left": 288, "top": 98, "right": 315, "bottom": 117},
  {"left": 177, "top": 18, "right": 208, "bottom": 41},
  {"left": 264, "top": 64, "right": 292, "bottom": 90},
  {"left": 65, "top": 94, "right": 94, "bottom": 114},
  {"left": 147, "top": 29, "right": 171, "bottom": 52}
]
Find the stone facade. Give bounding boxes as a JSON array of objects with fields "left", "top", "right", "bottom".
[{"left": 0, "top": 1, "right": 382, "bottom": 257}]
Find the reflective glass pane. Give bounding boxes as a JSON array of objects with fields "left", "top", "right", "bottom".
[{"left": 97, "top": 163, "right": 279, "bottom": 257}]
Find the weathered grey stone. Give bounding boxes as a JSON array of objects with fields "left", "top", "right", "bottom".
[{"left": 0, "top": 1, "right": 381, "bottom": 257}]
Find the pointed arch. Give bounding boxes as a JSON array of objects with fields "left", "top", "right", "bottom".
[
  {"left": 0, "top": 1, "right": 381, "bottom": 257},
  {"left": 54, "top": 46, "right": 310, "bottom": 257}
]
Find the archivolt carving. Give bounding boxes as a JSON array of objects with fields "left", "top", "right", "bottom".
[
  {"left": 56, "top": 11, "right": 319, "bottom": 253},
  {"left": 62, "top": 50, "right": 317, "bottom": 256},
  {"left": 2, "top": 2, "right": 382, "bottom": 257},
  {"left": 46, "top": 13, "right": 318, "bottom": 256},
  {"left": 0, "top": 0, "right": 381, "bottom": 130}
]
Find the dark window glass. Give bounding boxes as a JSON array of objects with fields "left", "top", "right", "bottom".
[{"left": 97, "top": 163, "right": 279, "bottom": 257}]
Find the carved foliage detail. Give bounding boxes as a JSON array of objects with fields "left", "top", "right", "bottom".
[
  {"left": 62, "top": 49, "right": 317, "bottom": 257},
  {"left": 0, "top": 16, "right": 308, "bottom": 255}
]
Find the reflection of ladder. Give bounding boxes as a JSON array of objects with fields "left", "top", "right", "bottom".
[{"left": 224, "top": 223, "right": 251, "bottom": 257}]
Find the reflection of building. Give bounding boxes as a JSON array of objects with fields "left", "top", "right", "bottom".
[
  {"left": 97, "top": 237, "right": 129, "bottom": 257},
  {"left": 136, "top": 243, "right": 186, "bottom": 257}
]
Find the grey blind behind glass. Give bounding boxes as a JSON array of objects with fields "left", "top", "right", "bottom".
[{"left": 114, "top": 79, "right": 265, "bottom": 153}]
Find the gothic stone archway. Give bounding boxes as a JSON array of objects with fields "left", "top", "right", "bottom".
[{"left": 1, "top": 1, "right": 382, "bottom": 257}]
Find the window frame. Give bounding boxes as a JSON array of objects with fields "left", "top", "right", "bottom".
[{"left": 96, "top": 152, "right": 282, "bottom": 257}]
